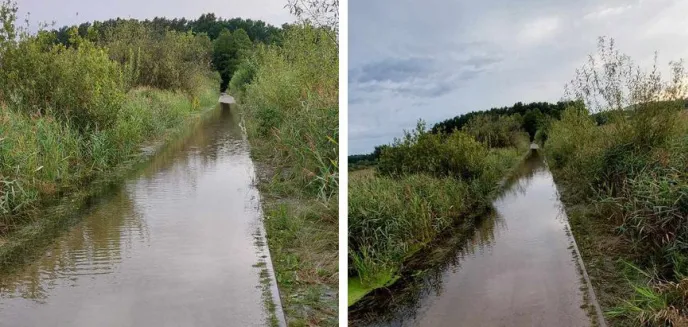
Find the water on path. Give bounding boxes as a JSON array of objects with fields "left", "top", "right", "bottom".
[
  {"left": 0, "top": 103, "right": 283, "bottom": 327},
  {"left": 354, "top": 151, "right": 592, "bottom": 327}
]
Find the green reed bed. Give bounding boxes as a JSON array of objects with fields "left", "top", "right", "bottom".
[
  {"left": 544, "top": 37, "right": 688, "bottom": 326},
  {"left": 229, "top": 24, "right": 339, "bottom": 327},
  {"left": 347, "top": 122, "right": 525, "bottom": 306}
]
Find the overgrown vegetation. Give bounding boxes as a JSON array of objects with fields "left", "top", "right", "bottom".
[
  {"left": 227, "top": 1, "right": 339, "bottom": 325},
  {"left": 0, "top": 0, "right": 219, "bottom": 240},
  {"left": 348, "top": 100, "right": 570, "bottom": 167},
  {"left": 545, "top": 37, "right": 688, "bottom": 327},
  {"left": 48, "top": 11, "right": 283, "bottom": 91},
  {"left": 348, "top": 119, "right": 527, "bottom": 305}
]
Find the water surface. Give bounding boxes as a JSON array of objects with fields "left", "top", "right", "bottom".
[{"left": 0, "top": 103, "right": 282, "bottom": 327}]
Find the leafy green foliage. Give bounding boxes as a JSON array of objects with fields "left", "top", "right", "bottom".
[
  {"left": 0, "top": 30, "right": 125, "bottom": 132},
  {"left": 546, "top": 37, "right": 688, "bottom": 326},
  {"left": 243, "top": 24, "right": 338, "bottom": 200},
  {"left": 52, "top": 14, "right": 283, "bottom": 48},
  {"left": 237, "top": 20, "right": 338, "bottom": 326},
  {"left": 228, "top": 60, "right": 257, "bottom": 101},
  {"left": 431, "top": 100, "right": 572, "bottom": 135},
  {"left": 99, "top": 20, "right": 214, "bottom": 95},
  {"left": 463, "top": 114, "right": 528, "bottom": 148},
  {"left": 0, "top": 1, "right": 218, "bottom": 223},
  {"left": 348, "top": 117, "right": 523, "bottom": 303},
  {"left": 378, "top": 121, "right": 490, "bottom": 180},
  {"left": 213, "top": 28, "right": 253, "bottom": 91}
]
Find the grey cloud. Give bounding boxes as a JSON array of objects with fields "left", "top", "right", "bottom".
[
  {"left": 349, "top": 53, "right": 502, "bottom": 103},
  {"left": 353, "top": 57, "right": 435, "bottom": 84},
  {"left": 349, "top": 0, "right": 688, "bottom": 154}
]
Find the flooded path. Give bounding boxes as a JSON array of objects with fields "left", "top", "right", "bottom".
[
  {"left": 0, "top": 102, "right": 284, "bottom": 326},
  {"left": 353, "top": 151, "right": 594, "bottom": 327}
]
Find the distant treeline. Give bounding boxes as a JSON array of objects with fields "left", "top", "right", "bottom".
[
  {"left": 48, "top": 14, "right": 286, "bottom": 90},
  {"left": 51, "top": 14, "right": 284, "bottom": 46},
  {"left": 349, "top": 101, "right": 576, "bottom": 167},
  {"left": 430, "top": 101, "right": 572, "bottom": 135}
]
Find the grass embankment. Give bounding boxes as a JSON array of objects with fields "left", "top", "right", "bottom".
[
  {"left": 0, "top": 1, "right": 219, "bottom": 266},
  {"left": 348, "top": 122, "right": 527, "bottom": 306},
  {"left": 543, "top": 38, "right": 688, "bottom": 327},
  {"left": 229, "top": 25, "right": 338, "bottom": 327}
]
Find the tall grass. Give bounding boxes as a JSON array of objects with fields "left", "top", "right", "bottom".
[
  {"left": 238, "top": 24, "right": 338, "bottom": 200},
  {"left": 348, "top": 120, "right": 524, "bottom": 305},
  {"left": 229, "top": 23, "right": 338, "bottom": 326},
  {"left": 546, "top": 37, "right": 688, "bottom": 326},
  {"left": 0, "top": 1, "right": 219, "bottom": 228}
]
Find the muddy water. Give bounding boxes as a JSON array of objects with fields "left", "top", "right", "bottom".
[
  {"left": 355, "top": 151, "right": 591, "bottom": 327},
  {"left": 0, "top": 103, "right": 283, "bottom": 327}
]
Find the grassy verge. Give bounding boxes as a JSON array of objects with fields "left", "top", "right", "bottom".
[
  {"left": 542, "top": 39, "right": 688, "bottom": 325},
  {"left": 347, "top": 121, "right": 527, "bottom": 306},
  {"left": 230, "top": 23, "right": 338, "bottom": 327},
  {"left": 552, "top": 177, "right": 638, "bottom": 327},
  {"left": 0, "top": 83, "right": 219, "bottom": 270}
]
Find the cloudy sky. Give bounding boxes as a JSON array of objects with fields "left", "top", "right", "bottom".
[
  {"left": 349, "top": 0, "right": 688, "bottom": 154},
  {"left": 16, "top": 0, "right": 293, "bottom": 29}
]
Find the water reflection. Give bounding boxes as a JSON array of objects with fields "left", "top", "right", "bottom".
[
  {"left": 0, "top": 185, "right": 147, "bottom": 302},
  {"left": 0, "top": 104, "right": 273, "bottom": 327}
]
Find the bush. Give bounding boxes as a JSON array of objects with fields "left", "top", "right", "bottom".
[
  {"left": 463, "top": 114, "right": 527, "bottom": 148},
  {"left": 0, "top": 1, "right": 219, "bottom": 223},
  {"left": 242, "top": 24, "right": 338, "bottom": 200},
  {"left": 0, "top": 32, "right": 126, "bottom": 132},
  {"left": 99, "top": 20, "right": 213, "bottom": 95},
  {"left": 548, "top": 37, "right": 688, "bottom": 326},
  {"left": 228, "top": 59, "right": 257, "bottom": 100},
  {"left": 377, "top": 120, "right": 490, "bottom": 181}
]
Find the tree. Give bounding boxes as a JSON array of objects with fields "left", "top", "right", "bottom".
[
  {"left": 522, "top": 109, "right": 543, "bottom": 141},
  {"left": 213, "top": 29, "right": 233, "bottom": 90},
  {"left": 212, "top": 28, "right": 252, "bottom": 91},
  {"left": 232, "top": 28, "right": 252, "bottom": 59}
]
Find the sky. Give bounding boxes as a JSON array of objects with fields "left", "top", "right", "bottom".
[
  {"left": 16, "top": 0, "right": 294, "bottom": 29},
  {"left": 349, "top": 0, "right": 688, "bottom": 154}
]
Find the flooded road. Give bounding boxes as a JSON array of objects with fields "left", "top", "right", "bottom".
[
  {"left": 353, "top": 151, "right": 594, "bottom": 327},
  {"left": 0, "top": 102, "right": 284, "bottom": 326}
]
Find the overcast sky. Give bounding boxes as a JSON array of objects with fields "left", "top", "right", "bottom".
[
  {"left": 16, "top": 0, "right": 293, "bottom": 29},
  {"left": 349, "top": 0, "right": 688, "bottom": 154}
]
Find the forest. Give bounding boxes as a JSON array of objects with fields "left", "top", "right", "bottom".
[
  {"left": 349, "top": 100, "right": 572, "bottom": 170},
  {"left": 49, "top": 13, "right": 284, "bottom": 91}
]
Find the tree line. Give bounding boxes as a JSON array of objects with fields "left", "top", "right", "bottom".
[
  {"left": 349, "top": 100, "right": 576, "bottom": 167},
  {"left": 48, "top": 14, "right": 286, "bottom": 91}
]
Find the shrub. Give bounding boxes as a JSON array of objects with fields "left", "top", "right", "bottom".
[
  {"left": 548, "top": 37, "right": 688, "bottom": 326},
  {"left": 99, "top": 20, "right": 213, "bottom": 95},
  {"left": 0, "top": 31, "right": 126, "bottom": 132},
  {"left": 377, "top": 120, "right": 490, "bottom": 181},
  {"left": 242, "top": 24, "right": 338, "bottom": 200},
  {"left": 463, "top": 114, "right": 529, "bottom": 148},
  {"left": 228, "top": 59, "right": 257, "bottom": 100}
]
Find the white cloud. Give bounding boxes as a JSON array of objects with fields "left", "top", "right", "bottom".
[
  {"left": 518, "top": 16, "right": 560, "bottom": 45},
  {"left": 583, "top": 4, "right": 635, "bottom": 20}
]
